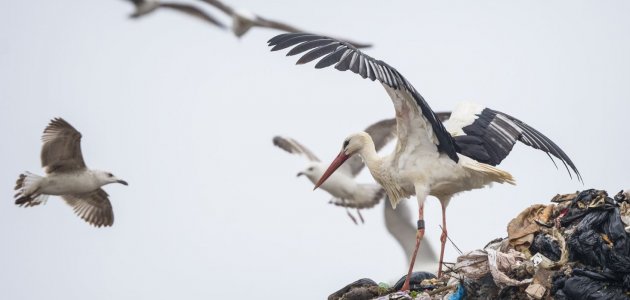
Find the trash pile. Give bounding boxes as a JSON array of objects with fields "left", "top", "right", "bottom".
[{"left": 329, "top": 189, "right": 630, "bottom": 299}]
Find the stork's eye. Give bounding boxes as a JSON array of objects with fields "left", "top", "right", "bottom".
[
  {"left": 107, "top": 173, "right": 113, "bottom": 177},
  {"left": 343, "top": 139, "right": 350, "bottom": 149},
  {"left": 308, "top": 167, "right": 314, "bottom": 171}
]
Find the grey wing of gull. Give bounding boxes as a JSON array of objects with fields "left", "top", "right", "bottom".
[
  {"left": 329, "top": 186, "right": 385, "bottom": 209},
  {"left": 342, "top": 118, "right": 397, "bottom": 176},
  {"left": 435, "top": 111, "right": 452, "bottom": 123},
  {"left": 160, "top": 3, "right": 226, "bottom": 28},
  {"left": 62, "top": 189, "right": 114, "bottom": 227},
  {"left": 196, "top": 0, "right": 234, "bottom": 15},
  {"left": 451, "top": 108, "right": 582, "bottom": 181},
  {"left": 272, "top": 136, "right": 320, "bottom": 162},
  {"left": 384, "top": 198, "right": 437, "bottom": 270},
  {"left": 41, "top": 118, "right": 86, "bottom": 174}
]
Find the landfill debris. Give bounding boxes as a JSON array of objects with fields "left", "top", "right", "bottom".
[
  {"left": 329, "top": 189, "right": 630, "bottom": 299},
  {"left": 392, "top": 272, "right": 437, "bottom": 292},
  {"left": 328, "top": 278, "right": 380, "bottom": 300}
]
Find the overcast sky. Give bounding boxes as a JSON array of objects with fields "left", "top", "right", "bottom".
[{"left": 1, "top": 1, "right": 629, "bottom": 299}]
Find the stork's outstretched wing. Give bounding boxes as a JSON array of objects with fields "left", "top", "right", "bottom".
[
  {"left": 268, "top": 33, "right": 459, "bottom": 163},
  {"left": 444, "top": 102, "right": 582, "bottom": 181}
]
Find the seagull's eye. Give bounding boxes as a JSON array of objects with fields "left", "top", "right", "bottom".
[
  {"left": 343, "top": 139, "right": 350, "bottom": 149},
  {"left": 107, "top": 173, "right": 113, "bottom": 177},
  {"left": 308, "top": 167, "right": 314, "bottom": 171}
]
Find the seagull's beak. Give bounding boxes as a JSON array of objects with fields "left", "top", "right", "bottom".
[
  {"left": 296, "top": 172, "right": 304, "bottom": 177},
  {"left": 314, "top": 151, "right": 350, "bottom": 190},
  {"left": 117, "top": 180, "right": 128, "bottom": 186}
]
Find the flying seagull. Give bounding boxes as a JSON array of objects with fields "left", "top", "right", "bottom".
[
  {"left": 273, "top": 119, "right": 396, "bottom": 224},
  {"left": 268, "top": 33, "right": 581, "bottom": 290},
  {"left": 274, "top": 114, "right": 450, "bottom": 224},
  {"left": 197, "top": 0, "right": 370, "bottom": 48},
  {"left": 126, "top": 0, "right": 226, "bottom": 29},
  {"left": 14, "top": 118, "right": 128, "bottom": 227}
]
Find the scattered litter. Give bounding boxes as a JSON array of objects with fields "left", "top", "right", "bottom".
[{"left": 329, "top": 188, "right": 630, "bottom": 299}]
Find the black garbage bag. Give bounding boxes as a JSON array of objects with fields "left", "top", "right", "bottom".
[
  {"left": 328, "top": 278, "right": 379, "bottom": 300},
  {"left": 530, "top": 233, "right": 562, "bottom": 261},
  {"left": 561, "top": 190, "right": 629, "bottom": 269},
  {"left": 552, "top": 268, "right": 628, "bottom": 300},
  {"left": 551, "top": 189, "right": 630, "bottom": 298},
  {"left": 393, "top": 271, "right": 436, "bottom": 291}
]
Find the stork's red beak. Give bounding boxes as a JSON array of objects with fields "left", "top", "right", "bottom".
[{"left": 314, "top": 151, "right": 350, "bottom": 190}]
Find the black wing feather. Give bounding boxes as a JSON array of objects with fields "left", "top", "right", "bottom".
[
  {"left": 454, "top": 108, "right": 582, "bottom": 181},
  {"left": 268, "top": 33, "right": 459, "bottom": 162}
]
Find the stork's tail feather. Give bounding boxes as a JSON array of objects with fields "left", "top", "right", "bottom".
[
  {"left": 462, "top": 159, "right": 516, "bottom": 185},
  {"left": 14, "top": 172, "right": 47, "bottom": 207}
]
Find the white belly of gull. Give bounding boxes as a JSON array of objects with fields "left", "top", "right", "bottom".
[{"left": 40, "top": 171, "right": 101, "bottom": 195}]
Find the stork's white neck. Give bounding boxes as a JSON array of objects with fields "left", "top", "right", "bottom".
[{"left": 358, "top": 144, "right": 380, "bottom": 172}]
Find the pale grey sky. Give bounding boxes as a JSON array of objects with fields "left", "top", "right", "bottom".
[{"left": 1, "top": 1, "right": 629, "bottom": 299}]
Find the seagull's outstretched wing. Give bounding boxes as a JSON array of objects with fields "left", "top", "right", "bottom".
[
  {"left": 41, "top": 118, "right": 86, "bottom": 174},
  {"left": 272, "top": 136, "right": 320, "bottom": 162},
  {"left": 268, "top": 33, "right": 459, "bottom": 163},
  {"left": 62, "top": 189, "right": 114, "bottom": 227},
  {"left": 445, "top": 102, "right": 581, "bottom": 181},
  {"left": 159, "top": 3, "right": 226, "bottom": 28}
]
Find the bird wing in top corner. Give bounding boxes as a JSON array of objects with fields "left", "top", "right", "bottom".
[
  {"left": 444, "top": 102, "right": 582, "bottom": 181},
  {"left": 198, "top": 0, "right": 371, "bottom": 48},
  {"left": 41, "top": 118, "right": 87, "bottom": 174},
  {"left": 62, "top": 189, "right": 114, "bottom": 227},
  {"left": 268, "top": 33, "right": 459, "bottom": 163},
  {"left": 159, "top": 3, "right": 226, "bottom": 28},
  {"left": 272, "top": 136, "right": 320, "bottom": 162}
]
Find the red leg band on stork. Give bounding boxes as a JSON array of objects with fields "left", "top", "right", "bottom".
[{"left": 417, "top": 220, "right": 425, "bottom": 230}]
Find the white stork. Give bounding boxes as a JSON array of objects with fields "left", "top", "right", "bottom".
[
  {"left": 268, "top": 33, "right": 581, "bottom": 291},
  {"left": 13, "top": 118, "right": 128, "bottom": 227}
]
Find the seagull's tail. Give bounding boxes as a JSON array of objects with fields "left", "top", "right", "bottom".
[{"left": 14, "top": 172, "right": 48, "bottom": 207}]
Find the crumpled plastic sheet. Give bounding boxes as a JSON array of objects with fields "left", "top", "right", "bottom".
[
  {"left": 454, "top": 246, "right": 532, "bottom": 288},
  {"left": 454, "top": 249, "right": 489, "bottom": 280},
  {"left": 487, "top": 248, "right": 533, "bottom": 287},
  {"left": 507, "top": 204, "right": 555, "bottom": 252}
]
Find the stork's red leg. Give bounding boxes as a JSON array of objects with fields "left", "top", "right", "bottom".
[
  {"left": 401, "top": 202, "right": 425, "bottom": 291},
  {"left": 438, "top": 202, "right": 448, "bottom": 278}
]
